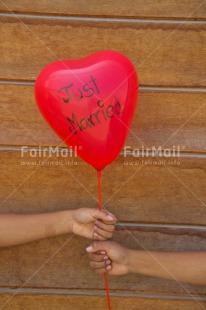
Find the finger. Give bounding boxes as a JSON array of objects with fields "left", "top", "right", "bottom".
[
  {"left": 92, "top": 210, "right": 117, "bottom": 224},
  {"left": 95, "top": 265, "right": 112, "bottom": 275},
  {"left": 95, "top": 220, "right": 115, "bottom": 232},
  {"left": 90, "top": 259, "right": 111, "bottom": 269},
  {"left": 88, "top": 253, "right": 108, "bottom": 262},
  {"left": 86, "top": 241, "right": 110, "bottom": 253},
  {"left": 93, "top": 231, "right": 113, "bottom": 241},
  {"left": 90, "top": 250, "right": 107, "bottom": 255},
  {"left": 102, "top": 210, "right": 117, "bottom": 224},
  {"left": 93, "top": 227, "right": 113, "bottom": 239}
]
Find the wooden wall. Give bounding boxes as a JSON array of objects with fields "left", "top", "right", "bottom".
[{"left": 0, "top": 1, "right": 206, "bottom": 309}]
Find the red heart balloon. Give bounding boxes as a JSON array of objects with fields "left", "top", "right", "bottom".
[{"left": 35, "top": 51, "right": 138, "bottom": 171}]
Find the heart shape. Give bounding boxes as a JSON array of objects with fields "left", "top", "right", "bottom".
[{"left": 35, "top": 51, "right": 138, "bottom": 171}]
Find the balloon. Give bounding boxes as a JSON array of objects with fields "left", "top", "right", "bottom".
[{"left": 35, "top": 51, "right": 138, "bottom": 171}]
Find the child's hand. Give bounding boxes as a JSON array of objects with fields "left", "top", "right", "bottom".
[
  {"left": 72, "top": 208, "right": 116, "bottom": 240},
  {"left": 86, "top": 241, "right": 130, "bottom": 275}
]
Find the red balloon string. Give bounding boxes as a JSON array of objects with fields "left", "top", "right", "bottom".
[
  {"left": 97, "top": 170, "right": 111, "bottom": 310},
  {"left": 97, "top": 171, "right": 102, "bottom": 212}
]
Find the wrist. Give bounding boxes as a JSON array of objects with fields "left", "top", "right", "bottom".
[
  {"left": 54, "top": 210, "right": 74, "bottom": 235},
  {"left": 127, "top": 249, "right": 137, "bottom": 273},
  {"left": 127, "top": 249, "right": 147, "bottom": 274},
  {"left": 127, "top": 250, "right": 152, "bottom": 275}
]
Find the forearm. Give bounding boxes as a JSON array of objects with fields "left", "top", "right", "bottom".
[
  {"left": 128, "top": 250, "right": 206, "bottom": 285},
  {"left": 0, "top": 211, "right": 73, "bottom": 247}
]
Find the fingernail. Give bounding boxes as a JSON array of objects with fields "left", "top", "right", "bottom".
[
  {"left": 106, "top": 265, "right": 112, "bottom": 270},
  {"left": 107, "top": 214, "right": 114, "bottom": 221},
  {"left": 95, "top": 220, "right": 99, "bottom": 225},
  {"left": 103, "top": 256, "right": 108, "bottom": 260},
  {"left": 86, "top": 246, "right": 93, "bottom": 252},
  {"left": 94, "top": 226, "right": 97, "bottom": 231},
  {"left": 94, "top": 232, "right": 98, "bottom": 237},
  {"left": 106, "top": 260, "right": 111, "bottom": 265},
  {"left": 101, "top": 251, "right": 106, "bottom": 255}
]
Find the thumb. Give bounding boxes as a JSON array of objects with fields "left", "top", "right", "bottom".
[
  {"left": 86, "top": 241, "right": 110, "bottom": 253},
  {"left": 92, "top": 209, "right": 117, "bottom": 223}
]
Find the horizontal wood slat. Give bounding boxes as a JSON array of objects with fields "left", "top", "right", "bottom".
[
  {"left": 1, "top": 85, "right": 206, "bottom": 152},
  {"left": 0, "top": 292, "right": 206, "bottom": 310},
  {"left": 0, "top": 0, "right": 206, "bottom": 20},
  {"left": 0, "top": 228, "right": 205, "bottom": 293},
  {"left": 0, "top": 151, "right": 206, "bottom": 225},
  {"left": 1, "top": 16, "right": 206, "bottom": 87}
]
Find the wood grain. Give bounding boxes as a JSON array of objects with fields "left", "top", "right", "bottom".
[
  {"left": 0, "top": 0, "right": 206, "bottom": 20},
  {"left": 1, "top": 85, "right": 206, "bottom": 152},
  {"left": 0, "top": 228, "right": 205, "bottom": 293},
  {"left": 0, "top": 151, "right": 206, "bottom": 225},
  {"left": 1, "top": 16, "right": 206, "bottom": 86},
  {"left": 0, "top": 292, "right": 206, "bottom": 310}
]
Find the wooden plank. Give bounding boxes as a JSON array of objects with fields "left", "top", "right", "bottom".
[
  {"left": 0, "top": 228, "right": 206, "bottom": 293},
  {"left": 0, "top": 0, "right": 206, "bottom": 20},
  {"left": 1, "top": 16, "right": 206, "bottom": 87},
  {"left": 1, "top": 85, "right": 206, "bottom": 152},
  {"left": 0, "top": 292, "right": 206, "bottom": 310},
  {"left": 0, "top": 151, "right": 206, "bottom": 225}
]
